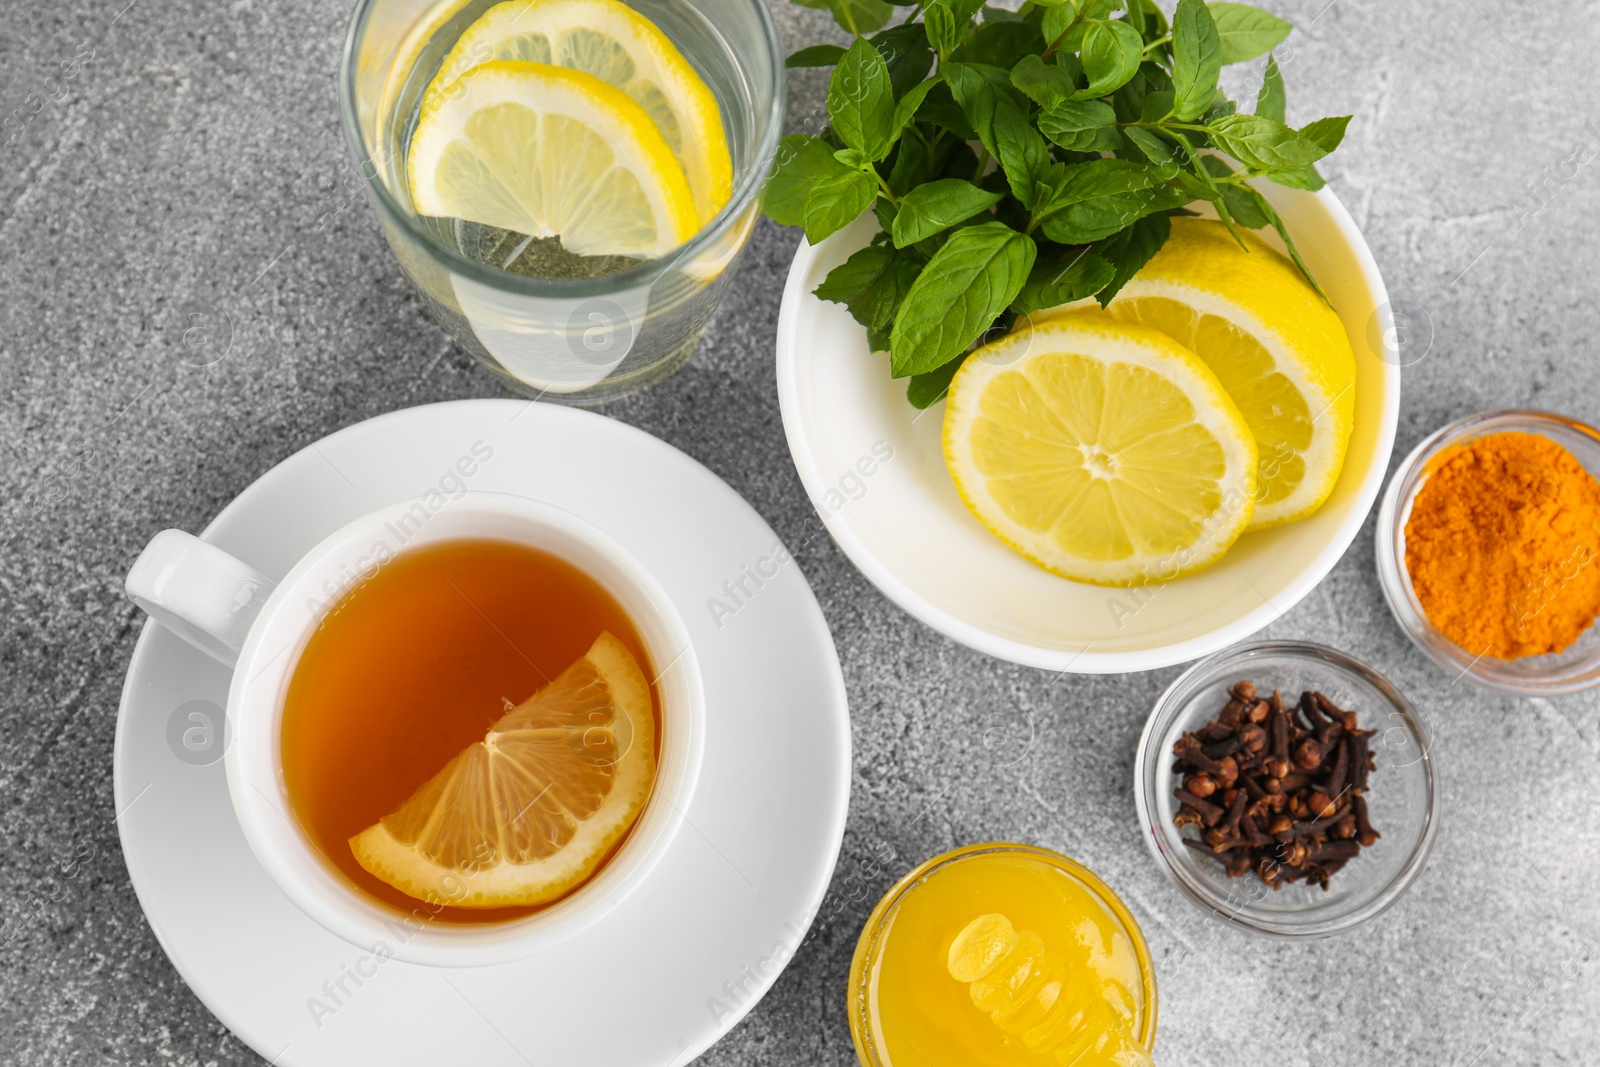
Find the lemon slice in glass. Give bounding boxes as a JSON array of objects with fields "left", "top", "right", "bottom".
[
  {"left": 407, "top": 60, "right": 698, "bottom": 258},
  {"left": 943, "top": 311, "right": 1258, "bottom": 586},
  {"left": 1101, "top": 217, "right": 1356, "bottom": 530},
  {"left": 349, "top": 631, "right": 656, "bottom": 909},
  {"left": 425, "top": 0, "right": 732, "bottom": 225}
]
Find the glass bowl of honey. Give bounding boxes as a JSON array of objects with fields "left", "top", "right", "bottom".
[{"left": 846, "top": 843, "right": 1157, "bottom": 1067}]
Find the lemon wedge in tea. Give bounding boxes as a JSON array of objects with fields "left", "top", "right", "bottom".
[{"left": 350, "top": 630, "right": 656, "bottom": 909}]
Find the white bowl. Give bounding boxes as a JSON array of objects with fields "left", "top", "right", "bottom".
[{"left": 775, "top": 185, "right": 1399, "bottom": 673}]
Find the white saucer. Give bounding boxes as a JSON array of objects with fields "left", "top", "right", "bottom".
[
  {"left": 775, "top": 185, "right": 1397, "bottom": 674},
  {"left": 114, "top": 400, "right": 850, "bottom": 1066}
]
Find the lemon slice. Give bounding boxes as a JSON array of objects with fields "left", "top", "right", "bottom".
[
  {"left": 944, "top": 311, "right": 1257, "bottom": 586},
  {"left": 1100, "top": 217, "right": 1356, "bottom": 529},
  {"left": 425, "top": 0, "right": 732, "bottom": 225},
  {"left": 350, "top": 631, "right": 656, "bottom": 909},
  {"left": 408, "top": 60, "right": 698, "bottom": 258}
]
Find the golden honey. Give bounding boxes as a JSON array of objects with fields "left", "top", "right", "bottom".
[{"left": 848, "top": 844, "right": 1156, "bottom": 1066}]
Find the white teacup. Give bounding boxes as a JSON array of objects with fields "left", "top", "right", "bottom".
[{"left": 124, "top": 491, "right": 704, "bottom": 967}]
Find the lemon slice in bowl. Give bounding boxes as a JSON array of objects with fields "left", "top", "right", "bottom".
[
  {"left": 1101, "top": 217, "right": 1356, "bottom": 530},
  {"left": 350, "top": 631, "right": 656, "bottom": 909},
  {"left": 425, "top": 0, "right": 732, "bottom": 225},
  {"left": 407, "top": 60, "right": 698, "bottom": 259},
  {"left": 943, "top": 312, "right": 1258, "bottom": 587}
]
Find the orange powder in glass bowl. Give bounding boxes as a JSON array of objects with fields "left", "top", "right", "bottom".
[{"left": 1403, "top": 430, "right": 1600, "bottom": 659}]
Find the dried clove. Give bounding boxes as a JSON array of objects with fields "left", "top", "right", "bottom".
[{"left": 1171, "top": 681, "right": 1381, "bottom": 891}]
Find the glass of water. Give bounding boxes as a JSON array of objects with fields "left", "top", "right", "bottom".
[{"left": 339, "top": 0, "right": 783, "bottom": 404}]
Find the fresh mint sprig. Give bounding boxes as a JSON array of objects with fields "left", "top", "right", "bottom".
[{"left": 764, "top": 0, "right": 1350, "bottom": 407}]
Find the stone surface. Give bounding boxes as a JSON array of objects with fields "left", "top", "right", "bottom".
[{"left": 1, "top": 0, "right": 1597, "bottom": 1064}]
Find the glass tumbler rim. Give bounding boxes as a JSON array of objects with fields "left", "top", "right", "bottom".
[{"left": 336, "top": 0, "right": 786, "bottom": 298}]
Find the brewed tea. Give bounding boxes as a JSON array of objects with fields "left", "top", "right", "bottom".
[{"left": 280, "top": 537, "right": 659, "bottom": 924}]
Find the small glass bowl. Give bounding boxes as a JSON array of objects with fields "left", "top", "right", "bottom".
[
  {"left": 846, "top": 843, "right": 1156, "bottom": 1066},
  {"left": 1134, "top": 641, "right": 1438, "bottom": 938},
  {"left": 1376, "top": 408, "right": 1600, "bottom": 694}
]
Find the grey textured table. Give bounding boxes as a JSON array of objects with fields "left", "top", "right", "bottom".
[{"left": 2, "top": 0, "right": 1596, "bottom": 1063}]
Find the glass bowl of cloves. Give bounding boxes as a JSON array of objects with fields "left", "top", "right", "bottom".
[{"left": 1134, "top": 640, "right": 1439, "bottom": 938}]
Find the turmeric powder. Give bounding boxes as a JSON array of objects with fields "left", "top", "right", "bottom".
[{"left": 1404, "top": 431, "right": 1600, "bottom": 659}]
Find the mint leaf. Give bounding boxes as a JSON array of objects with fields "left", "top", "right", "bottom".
[
  {"left": 890, "top": 78, "right": 941, "bottom": 142},
  {"left": 1269, "top": 165, "right": 1326, "bottom": 191},
  {"left": 923, "top": 0, "right": 963, "bottom": 59},
  {"left": 1091, "top": 211, "right": 1171, "bottom": 305},
  {"left": 1256, "top": 53, "right": 1285, "bottom": 122},
  {"left": 787, "top": 44, "right": 847, "bottom": 68},
  {"left": 829, "top": 38, "right": 896, "bottom": 161},
  {"left": 907, "top": 352, "right": 969, "bottom": 408},
  {"left": 891, "top": 179, "right": 1004, "bottom": 245},
  {"left": 1037, "top": 100, "right": 1122, "bottom": 152},
  {"left": 1035, "top": 158, "right": 1162, "bottom": 210},
  {"left": 1205, "top": 93, "right": 1238, "bottom": 122},
  {"left": 890, "top": 222, "right": 1037, "bottom": 376},
  {"left": 1260, "top": 116, "right": 1344, "bottom": 190},
  {"left": 815, "top": 244, "right": 924, "bottom": 334},
  {"left": 827, "top": 0, "right": 893, "bottom": 37},
  {"left": 1112, "top": 59, "right": 1171, "bottom": 123},
  {"left": 917, "top": 81, "right": 978, "bottom": 139},
  {"left": 872, "top": 25, "right": 936, "bottom": 99},
  {"left": 888, "top": 131, "right": 970, "bottom": 195},
  {"left": 1200, "top": 156, "right": 1269, "bottom": 228},
  {"left": 993, "top": 98, "right": 1051, "bottom": 207},
  {"left": 943, "top": 62, "right": 1019, "bottom": 160},
  {"left": 1209, "top": 2, "right": 1292, "bottom": 64},
  {"left": 1081, "top": 0, "right": 1123, "bottom": 15},
  {"left": 803, "top": 168, "right": 880, "bottom": 243},
  {"left": 1011, "top": 250, "right": 1115, "bottom": 314},
  {"left": 1141, "top": 88, "right": 1176, "bottom": 122},
  {"left": 1042, "top": 6, "right": 1084, "bottom": 50},
  {"left": 1040, "top": 183, "right": 1186, "bottom": 243},
  {"left": 1122, "top": 126, "right": 1178, "bottom": 173},
  {"left": 982, "top": 3, "right": 1028, "bottom": 20},
  {"left": 1033, "top": 159, "right": 1186, "bottom": 243},
  {"left": 1171, "top": 0, "right": 1221, "bottom": 121},
  {"left": 1074, "top": 19, "right": 1142, "bottom": 99},
  {"left": 950, "top": 20, "right": 1046, "bottom": 66},
  {"left": 1010, "top": 54, "right": 1077, "bottom": 108},
  {"left": 1206, "top": 113, "right": 1330, "bottom": 172},
  {"left": 1299, "top": 114, "right": 1351, "bottom": 155},
  {"left": 923, "top": 0, "right": 986, "bottom": 58},
  {"left": 764, "top": 135, "right": 848, "bottom": 227}
]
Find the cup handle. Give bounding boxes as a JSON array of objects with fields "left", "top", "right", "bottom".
[{"left": 125, "top": 530, "right": 274, "bottom": 667}]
